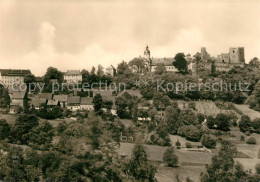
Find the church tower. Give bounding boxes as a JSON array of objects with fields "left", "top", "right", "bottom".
[
  {"left": 144, "top": 45, "right": 150, "bottom": 60},
  {"left": 143, "top": 45, "right": 151, "bottom": 71}
]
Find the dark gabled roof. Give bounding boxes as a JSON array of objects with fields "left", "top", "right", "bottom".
[
  {"left": 9, "top": 91, "right": 26, "bottom": 99},
  {"left": 151, "top": 58, "right": 175, "bottom": 66},
  {"left": 54, "top": 94, "right": 68, "bottom": 102},
  {"left": 80, "top": 97, "right": 93, "bottom": 105},
  {"left": 0, "top": 69, "right": 31, "bottom": 76},
  {"left": 37, "top": 93, "right": 53, "bottom": 100},
  {"left": 68, "top": 96, "right": 80, "bottom": 104},
  {"left": 35, "top": 77, "right": 44, "bottom": 82},
  {"left": 47, "top": 100, "right": 59, "bottom": 106},
  {"left": 30, "top": 97, "right": 46, "bottom": 107},
  {"left": 93, "top": 90, "right": 114, "bottom": 100},
  {"left": 64, "top": 70, "right": 81, "bottom": 76}
]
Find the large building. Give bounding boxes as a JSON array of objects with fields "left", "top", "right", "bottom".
[
  {"left": 0, "top": 69, "right": 31, "bottom": 87},
  {"left": 215, "top": 47, "right": 245, "bottom": 71},
  {"left": 143, "top": 46, "right": 177, "bottom": 72},
  {"left": 64, "top": 70, "right": 82, "bottom": 84}
]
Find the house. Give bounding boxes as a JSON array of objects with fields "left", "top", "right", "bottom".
[
  {"left": 0, "top": 69, "right": 31, "bottom": 87},
  {"left": 47, "top": 100, "right": 60, "bottom": 108},
  {"left": 37, "top": 93, "right": 53, "bottom": 101},
  {"left": 67, "top": 96, "right": 81, "bottom": 111},
  {"left": 30, "top": 97, "right": 47, "bottom": 110},
  {"left": 80, "top": 97, "right": 94, "bottom": 111},
  {"left": 135, "top": 46, "right": 177, "bottom": 73},
  {"left": 53, "top": 94, "right": 68, "bottom": 108},
  {"left": 64, "top": 70, "right": 82, "bottom": 84},
  {"left": 9, "top": 91, "right": 26, "bottom": 114}
]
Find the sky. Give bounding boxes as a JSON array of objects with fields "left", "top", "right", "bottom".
[{"left": 0, "top": 0, "right": 260, "bottom": 76}]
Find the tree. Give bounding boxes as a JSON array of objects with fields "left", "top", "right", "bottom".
[
  {"left": 178, "top": 125, "right": 202, "bottom": 142},
  {"left": 153, "top": 92, "right": 171, "bottom": 109},
  {"left": 178, "top": 109, "right": 198, "bottom": 125},
  {"left": 163, "top": 147, "right": 179, "bottom": 167},
  {"left": 43, "top": 67, "right": 63, "bottom": 83},
  {"left": 129, "top": 58, "right": 145, "bottom": 74},
  {"left": 115, "top": 96, "right": 128, "bottom": 118},
  {"left": 210, "top": 61, "right": 217, "bottom": 76},
  {"left": 97, "top": 64, "right": 104, "bottom": 77},
  {"left": 0, "top": 119, "right": 10, "bottom": 140},
  {"left": 173, "top": 53, "right": 188, "bottom": 74},
  {"left": 165, "top": 106, "right": 181, "bottom": 134},
  {"left": 239, "top": 115, "right": 252, "bottom": 133},
  {"left": 9, "top": 114, "right": 39, "bottom": 144},
  {"left": 27, "top": 121, "right": 54, "bottom": 149},
  {"left": 201, "top": 135, "right": 217, "bottom": 148},
  {"left": 154, "top": 63, "right": 166, "bottom": 75},
  {"left": 92, "top": 94, "right": 103, "bottom": 114},
  {"left": 201, "top": 140, "right": 249, "bottom": 182},
  {"left": 215, "top": 113, "right": 230, "bottom": 131},
  {"left": 117, "top": 61, "right": 128, "bottom": 75},
  {"left": 249, "top": 57, "right": 260, "bottom": 69},
  {"left": 126, "top": 145, "right": 157, "bottom": 181},
  {"left": 252, "top": 118, "right": 260, "bottom": 133}
]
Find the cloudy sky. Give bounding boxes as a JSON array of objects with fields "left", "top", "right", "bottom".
[{"left": 0, "top": 0, "right": 260, "bottom": 76}]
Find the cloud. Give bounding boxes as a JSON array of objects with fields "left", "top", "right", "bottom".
[
  {"left": 17, "top": 21, "right": 132, "bottom": 76},
  {"left": 37, "top": 22, "right": 56, "bottom": 56}
]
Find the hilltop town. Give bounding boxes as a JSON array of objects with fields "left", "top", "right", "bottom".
[{"left": 1, "top": 45, "right": 260, "bottom": 181}]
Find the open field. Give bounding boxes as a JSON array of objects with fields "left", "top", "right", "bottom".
[
  {"left": 118, "top": 142, "right": 212, "bottom": 182},
  {"left": 234, "top": 104, "right": 260, "bottom": 120}
]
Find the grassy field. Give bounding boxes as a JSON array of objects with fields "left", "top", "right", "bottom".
[
  {"left": 117, "top": 142, "right": 212, "bottom": 182},
  {"left": 234, "top": 104, "right": 260, "bottom": 120}
]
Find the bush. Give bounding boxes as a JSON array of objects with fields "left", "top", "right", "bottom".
[
  {"left": 163, "top": 147, "right": 178, "bottom": 167},
  {"left": 178, "top": 125, "right": 202, "bottom": 142},
  {"left": 252, "top": 118, "right": 260, "bottom": 133},
  {"left": 197, "top": 113, "right": 205, "bottom": 124},
  {"left": 206, "top": 116, "right": 215, "bottom": 129},
  {"left": 246, "top": 137, "right": 257, "bottom": 144},
  {"left": 215, "top": 113, "right": 230, "bottom": 131},
  {"left": 0, "top": 119, "right": 10, "bottom": 140},
  {"left": 201, "top": 135, "right": 217, "bottom": 148},
  {"left": 188, "top": 102, "right": 196, "bottom": 110},
  {"left": 185, "top": 142, "right": 192, "bottom": 148},
  {"left": 256, "top": 163, "right": 260, "bottom": 174},
  {"left": 175, "top": 139, "right": 181, "bottom": 147},
  {"left": 240, "top": 135, "right": 245, "bottom": 141},
  {"left": 239, "top": 115, "right": 252, "bottom": 133}
]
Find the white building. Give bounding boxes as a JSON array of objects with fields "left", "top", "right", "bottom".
[
  {"left": 67, "top": 96, "right": 81, "bottom": 111},
  {"left": 80, "top": 97, "right": 94, "bottom": 111},
  {"left": 64, "top": 70, "right": 82, "bottom": 84},
  {"left": 0, "top": 69, "right": 31, "bottom": 87}
]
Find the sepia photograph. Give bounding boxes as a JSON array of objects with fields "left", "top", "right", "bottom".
[{"left": 0, "top": 0, "right": 260, "bottom": 181}]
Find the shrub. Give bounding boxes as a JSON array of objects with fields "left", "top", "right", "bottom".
[
  {"left": 239, "top": 115, "right": 252, "bottom": 133},
  {"left": 178, "top": 125, "right": 202, "bottom": 142},
  {"left": 197, "top": 113, "right": 205, "bottom": 124},
  {"left": 206, "top": 116, "right": 215, "bottom": 129},
  {"left": 256, "top": 163, "right": 260, "bottom": 174},
  {"left": 240, "top": 135, "right": 245, "bottom": 141},
  {"left": 0, "top": 119, "right": 10, "bottom": 140},
  {"left": 246, "top": 137, "right": 257, "bottom": 144},
  {"left": 175, "top": 139, "right": 181, "bottom": 147},
  {"left": 185, "top": 142, "right": 192, "bottom": 148},
  {"left": 201, "top": 135, "right": 217, "bottom": 148},
  {"left": 163, "top": 147, "right": 179, "bottom": 167},
  {"left": 188, "top": 102, "right": 196, "bottom": 110},
  {"left": 215, "top": 113, "right": 230, "bottom": 131},
  {"left": 252, "top": 118, "right": 260, "bottom": 133}
]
